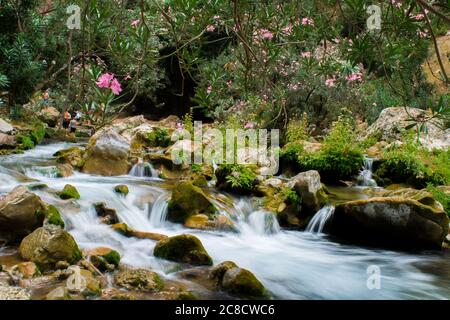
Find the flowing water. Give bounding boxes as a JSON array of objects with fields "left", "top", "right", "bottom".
[
  {"left": 306, "top": 206, "right": 335, "bottom": 234},
  {"left": 357, "top": 156, "right": 378, "bottom": 187},
  {"left": 1, "top": 143, "right": 450, "bottom": 300}
]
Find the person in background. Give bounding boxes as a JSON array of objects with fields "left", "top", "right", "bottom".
[
  {"left": 69, "top": 118, "right": 77, "bottom": 133},
  {"left": 42, "top": 90, "right": 49, "bottom": 107},
  {"left": 75, "top": 110, "right": 82, "bottom": 121},
  {"left": 63, "top": 110, "right": 71, "bottom": 130}
]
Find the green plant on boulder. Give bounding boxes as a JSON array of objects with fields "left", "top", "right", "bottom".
[
  {"left": 37, "top": 205, "right": 65, "bottom": 228},
  {"left": 147, "top": 127, "right": 171, "bottom": 148},
  {"left": 16, "top": 134, "right": 35, "bottom": 150},
  {"left": 58, "top": 184, "right": 80, "bottom": 200},
  {"left": 215, "top": 164, "right": 257, "bottom": 193},
  {"left": 153, "top": 234, "right": 213, "bottom": 266}
]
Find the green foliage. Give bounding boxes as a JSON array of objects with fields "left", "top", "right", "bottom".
[
  {"left": 376, "top": 135, "right": 450, "bottom": 187},
  {"left": 282, "top": 187, "right": 302, "bottom": 211},
  {"left": 16, "top": 134, "right": 35, "bottom": 150},
  {"left": 191, "top": 164, "right": 202, "bottom": 174},
  {"left": 217, "top": 164, "right": 257, "bottom": 193},
  {"left": 147, "top": 128, "right": 171, "bottom": 148},
  {"left": 426, "top": 184, "right": 450, "bottom": 217}
]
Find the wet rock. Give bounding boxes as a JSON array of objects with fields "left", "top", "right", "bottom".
[
  {"left": 210, "top": 261, "right": 268, "bottom": 299},
  {"left": 153, "top": 234, "right": 213, "bottom": 266},
  {"left": 10, "top": 262, "right": 39, "bottom": 279},
  {"left": 94, "top": 203, "right": 119, "bottom": 225},
  {"left": 101, "top": 288, "right": 136, "bottom": 300},
  {"left": 46, "top": 286, "right": 71, "bottom": 300},
  {"left": 57, "top": 184, "right": 80, "bottom": 200},
  {"left": 56, "top": 164, "right": 74, "bottom": 178},
  {"left": 55, "top": 261, "right": 70, "bottom": 270},
  {"left": 287, "top": 170, "right": 328, "bottom": 214},
  {"left": 0, "top": 186, "right": 47, "bottom": 242},
  {"left": 19, "top": 225, "right": 82, "bottom": 268},
  {"left": 114, "top": 268, "right": 164, "bottom": 292},
  {"left": 114, "top": 185, "right": 129, "bottom": 196},
  {"left": 40, "top": 204, "right": 65, "bottom": 228},
  {"left": 27, "top": 183, "right": 49, "bottom": 191},
  {"left": 184, "top": 214, "right": 235, "bottom": 232},
  {"left": 84, "top": 247, "right": 120, "bottom": 272},
  {"left": 111, "top": 223, "right": 167, "bottom": 241},
  {"left": 168, "top": 181, "right": 217, "bottom": 223},
  {"left": 38, "top": 107, "right": 60, "bottom": 127},
  {"left": 0, "top": 132, "right": 16, "bottom": 147},
  {"left": 82, "top": 128, "right": 131, "bottom": 176},
  {"left": 331, "top": 197, "right": 449, "bottom": 248},
  {"left": 54, "top": 147, "right": 85, "bottom": 169},
  {"left": 378, "top": 188, "right": 445, "bottom": 211},
  {"left": 78, "top": 269, "right": 102, "bottom": 297}
]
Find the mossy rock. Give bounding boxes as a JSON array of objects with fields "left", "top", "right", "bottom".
[
  {"left": 37, "top": 204, "right": 65, "bottom": 228},
  {"left": 114, "top": 268, "right": 164, "bottom": 292},
  {"left": 221, "top": 267, "right": 269, "bottom": 299},
  {"left": 27, "top": 183, "right": 49, "bottom": 191},
  {"left": 58, "top": 184, "right": 80, "bottom": 200},
  {"left": 210, "top": 261, "right": 238, "bottom": 285},
  {"left": 153, "top": 234, "right": 213, "bottom": 266},
  {"left": 85, "top": 247, "right": 120, "bottom": 272},
  {"left": 114, "top": 185, "right": 129, "bottom": 196},
  {"left": 168, "top": 181, "right": 217, "bottom": 223},
  {"left": 54, "top": 147, "right": 85, "bottom": 169},
  {"left": 19, "top": 225, "right": 82, "bottom": 268},
  {"left": 111, "top": 223, "right": 132, "bottom": 236}
]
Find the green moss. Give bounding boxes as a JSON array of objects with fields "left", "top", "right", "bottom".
[
  {"left": 114, "top": 185, "right": 129, "bottom": 196},
  {"left": 221, "top": 267, "right": 269, "bottom": 299},
  {"left": 103, "top": 250, "right": 121, "bottom": 267},
  {"left": 153, "top": 234, "right": 213, "bottom": 266},
  {"left": 30, "top": 122, "right": 46, "bottom": 145},
  {"left": 111, "top": 223, "right": 132, "bottom": 236},
  {"left": 147, "top": 128, "right": 171, "bottom": 147},
  {"left": 37, "top": 205, "right": 65, "bottom": 228},
  {"left": 27, "top": 183, "right": 49, "bottom": 191},
  {"left": 58, "top": 184, "right": 80, "bottom": 200},
  {"left": 16, "top": 134, "right": 35, "bottom": 150}
]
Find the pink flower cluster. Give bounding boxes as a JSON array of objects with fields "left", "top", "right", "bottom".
[
  {"left": 325, "top": 78, "right": 336, "bottom": 88},
  {"left": 206, "top": 25, "right": 215, "bottom": 32},
  {"left": 282, "top": 24, "right": 293, "bottom": 35},
  {"left": 301, "top": 51, "right": 312, "bottom": 58},
  {"left": 390, "top": 0, "right": 402, "bottom": 9},
  {"left": 258, "top": 28, "right": 274, "bottom": 40},
  {"left": 301, "top": 17, "right": 314, "bottom": 26},
  {"left": 96, "top": 73, "right": 122, "bottom": 95},
  {"left": 345, "top": 72, "right": 363, "bottom": 83},
  {"left": 131, "top": 19, "right": 140, "bottom": 27},
  {"left": 412, "top": 13, "right": 425, "bottom": 21}
]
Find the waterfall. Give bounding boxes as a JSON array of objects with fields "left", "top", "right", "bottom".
[
  {"left": 245, "top": 210, "right": 280, "bottom": 235},
  {"left": 306, "top": 206, "right": 335, "bottom": 234},
  {"left": 148, "top": 193, "right": 169, "bottom": 228},
  {"left": 129, "top": 162, "right": 158, "bottom": 178},
  {"left": 357, "top": 156, "right": 377, "bottom": 187}
]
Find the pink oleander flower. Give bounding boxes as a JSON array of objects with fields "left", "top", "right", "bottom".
[
  {"left": 131, "top": 19, "right": 140, "bottom": 27},
  {"left": 96, "top": 73, "right": 114, "bottom": 88},
  {"left": 301, "top": 17, "right": 314, "bottom": 26},
  {"left": 282, "top": 24, "right": 293, "bottom": 35},
  {"left": 110, "top": 78, "right": 122, "bottom": 95},
  {"left": 207, "top": 85, "right": 213, "bottom": 94},
  {"left": 125, "top": 73, "right": 132, "bottom": 81},
  {"left": 259, "top": 28, "right": 274, "bottom": 40},
  {"left": 244, "top": 122, "right": 254, "bottom": 129},
  {"left": 413, "top": 13, "right": 425, "bottom": 21},
  {"left": 325, "top": 78, "right": 336, "bottom": 88},
  {"left": 206, "top": 25, "right": 215, "bottom": 32},
  {"left": 345, "top": 72, "right": 363, "bottom": 83},
  {"left": 301, "top": 51, "right": 312, "bottom": 58}
]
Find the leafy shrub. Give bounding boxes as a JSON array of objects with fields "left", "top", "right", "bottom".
[
  {"left": 147, "top": 128, "right": 171, "bottom": 148},
  {"left": 16, "top": 134, "right": 35, "bottom": 150},
  {"left": 375, "top": 136, "right": 449, "bottom": 187},
  {"left": 216, "top": 164, "right": 257, "bottom": 193},
  {"left": 281, "top": 187, "right": 302, "bottom": 211}
]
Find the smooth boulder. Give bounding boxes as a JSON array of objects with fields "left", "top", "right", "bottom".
[
  {"left": 330, "top": 197, "right": 449, "bottom": 248},
  {"left": 114, "top": 268, "right": 164, "bottom": 292},
  {"left": 287, "top": 170, "right": 328, "bottom": 213},
  {"left": 153, "top": 234, "right": 213, "bottom": 266},
  {"left": 19, "top": 225, "right": 82, "bottom": 268}
]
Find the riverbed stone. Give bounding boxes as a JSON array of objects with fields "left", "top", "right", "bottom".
[
  {"left": 0, "top": 118, "right": 13, "bottom": 133},
  {"left": 11, "top": 262, "right": 40, "bottom": 279},
  {"left": 54, "top": 147, "right": 85, "bottom": 169},
  {"left": 168, "top": 181, "right": 217, "bottom": 223},
  {"left": 287, "top": 170, "right": 328, "bottom": 214},
  {"left": 111, "top": 223, "right": 167, "bottom": 241},
  {"left": 82, "top": 128, "right": 131, "bottom": 176},
  {"left": 331, "top": 197, "right": 449, "bottom": 248},
  {"left": 19, "top": 225, "right": 82, "bottom": 268},
  {"left": 94, "top": 203, "right": 119, "bottom": 225},
  {"left": 46, "top": 286, "right": 71, "bottom": 300},
  {"left": 58, "top": 184, "right": 80, "bottom": 200},
  {"left": 0, "top": 186, "right": 47, "bottom": 242},
  {"left": 153, "top": 234, "right": 213, "bottom": 266},
  {"left": 114, "top": 268, "right": 164, "bottom": 292},
  {"left": 84, "top": 247, "right": 121, "bottom": 272}
]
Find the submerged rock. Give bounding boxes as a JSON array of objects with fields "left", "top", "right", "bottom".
[
  {"left": 153, "top": 234, "right": 213, "bottom": 266},
  {"left": 19, "top": 225, "right": 82, "bottom": 268},
  {"left": 331, "top": 197, "right": 449, "bottom": 248},
  {"left": 82, "top": 128, "right": 131, "bottom": 176},
  {"left": 168, "top": 181, "right": 217, "bottom": 223},
  {"left": 58, "top": 184, "right": 80, "bottom": 200},
  {"left": 94, "top": 203, "right": 119, "bottom": 225},
  {"left": 114, "top": 268, "right": 164, "bottom": 292}
]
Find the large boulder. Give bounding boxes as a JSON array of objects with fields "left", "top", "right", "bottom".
[
  {"left": 0, "top": 186, "right": 47, "bottom": 241},
  {"left": 153, "top": 234, "right": 213, "bottom": 266},
  {"left": 0, "top": 118, "right": 14, "bottom": 134},
  {"left": 54, "top": 147, "right": 85, "bottom": 169},
  {"left": 82, "top": 129, "right": 131, "bottom": 176},
  {"left": 330, "top": 197, "right": 449, "bottom": 248},
  {"left": 360, "top": 107, "right": 450, "bottom": 150},
  {"left": 0, "top": 133, "right": 16, "bottom": 147},
  {"left": 167, "top": 181, "right": 217, "bottom": 223},
  {"left": 19, "top": 225, "right": 82, "bottom": 268},
  {"left": 210, "top": 261, "right": 268, "bottom": 299},
  {"left": 287, "top": 170, "right": 328, "bottom": 214},
  {"left": 114, "top": 268, "right": 164, "bottom": 292},
  {"left": 38, "top": 107, "right": 60, "bottom": 127}
]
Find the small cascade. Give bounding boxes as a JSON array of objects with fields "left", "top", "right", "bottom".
[
  {"left": 246, "top": 210, "right": 280, "bottom": 235},
  {"left": 357, "top": 156, "right": 377, "bottom": 187},
  {"left": 129, "top": 162, "right": 158, "bottom": 178},
  {"left": 148, "top": 193, "right": 169, "bottom": 228},
  {"left": 306, "top": 206, "right": 335, "bottom": 234}
]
